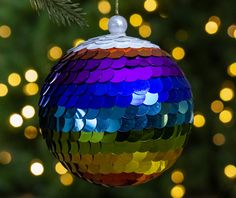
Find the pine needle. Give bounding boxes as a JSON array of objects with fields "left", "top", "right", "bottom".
[{"left": 30, "top": 0, "right": 87, "bottom": 26}]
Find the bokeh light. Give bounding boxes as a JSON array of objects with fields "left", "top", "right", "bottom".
[
  {"left": 219, "top": 109, "right": 233, "bottom": 124},
  {"left": 227, "top": 62, "right": 236, "bottom": 77},
  {"left": 21, "top": 105, "right": 35, "bottom": 119},
  {"left": 8, "top": 73, "right": 21, "bottom": 87},
  {"left": 205, "top": 21, "right": 218, "bottom": 35},
  {"left": 193, "top": 113, "right": 206, "bottom": 128},
  {"left": 139, "top": 24, "right": 152, "bottom": 38},
  {"left": 99, "top": 17, "right": 109, "bottom": 30},
  {"left": 24, "top": 126, "right": 38, "bottom": 140},
  {"left": 209, "top": 16, "right": 221, "bottom": 26},
  {"left": 55, "top": 162, "right": 68, "bottom": 175},
  {"left": 25, "top": 69, "right": 38, "bottom": 83},
  {"left": 219, "top": 87, "right": 234, "bottom": 101},
  {"left": 9, "top": 114, "right": 23, "bottom": 128},
  {"left": 144, "top": 0, "right": 158, "bottom": 12},
  {"left": 211, "top": 100, "right": 224, "bottom": 113},
  {"left": 172, "top": 47, "right": 185, "bottom": 61},
  {"left": 130, "top": 14, "right": 143, "bottom": 27},
  {"left": 224, "top": 164, "right": 236, "bottom": 179},
  {"left": 30, "top": 161, "right": 44, "bottom": 176},
  {"left": 60, "top": 173, "right": 74, "bottom": 186},
  {"left": 0, "top": 83, "right": 8, "bottom": 97},
  {"left": 212, "top": 133, "right": 225, "bottom": 146},
  {"left": 170, "top": 185, "right": 185, "bottom": 198},
  {"left": 98, "top": 0, "right": 111, "bottom": 14},
  {"left": 0, "top": 151, "right": 12, "bottom": 165},
  {"left": 73, "top": 38, "right": 85, "bottom": 47},
  {"left": 23, "top": 83, "right": 39, "bottom": 96},
  {"left": 0, "top": 25, "right": 11, "bottom": 38},
  {"left": 171, "top": 170, "right": 184, "bottom": 184},
  {"left": 48, "top": 46, "right": 63, "bottom": 61},
  {"left": 227, "top": 25, "right": 236, "bottom": 38}
]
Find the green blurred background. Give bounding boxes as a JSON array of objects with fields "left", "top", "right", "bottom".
[{"left": 0, "top": 0, "right": 236, "bottom": 197}]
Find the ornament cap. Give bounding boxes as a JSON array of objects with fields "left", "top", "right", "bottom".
[{"left": 108, "top": 15, "right": 128, "bottom": 35}]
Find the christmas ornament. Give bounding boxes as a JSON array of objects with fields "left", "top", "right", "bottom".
[{"left": 39, "top": 15, "right": 193, "bottom": 187}]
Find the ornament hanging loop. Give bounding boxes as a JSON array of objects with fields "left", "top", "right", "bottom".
[{"left": 115, "top": 0, "right": 119, "bottom": 15}]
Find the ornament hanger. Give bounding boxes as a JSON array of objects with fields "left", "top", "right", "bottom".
[{"left": 115, "top": 0, "right": 119, "bottom": 15}]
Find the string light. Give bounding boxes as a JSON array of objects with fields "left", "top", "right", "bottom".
[
  {"left": 25, "top": 69, "right": 38, "bottom": 83},
  {"left": 139, "top": 24, "right": 152, "bottom": 38},
  {"left": 219, "top": 109, "right": 233, "bottom": 123},
  {"left": 99, "top": 17, "right": 109, "bottom": 30},
  {"left": 219, "top": 87, "right": 234, "bottom": 101},
  {"left": 0, "top": 151, "right": 12, "bottom": 165},
  {"left": 0, "top": 25, "right": 11, "bottom": 38},
  {"left": 211, "top": 100, "right": 224, "bottom": 113},
  {"left": 171, "top": 170, "right": 184, "bottom": 184},
  {"left": 224, "top": 164, "right": 236, "bottom": 179},
  {"left": 193, "top": 113, "right": 206, "bottom": 128},
  {"left": 8, "top": 73, "right": 21, "bottom": 87},
  {"left": 144, "top": 0, "right": 158, "bottom": 12},
  {"left": 55, "top": 162, "right": 68, "bottom": 175},
  {"left": 130, "top": 14, "right": 143, "bottom": 27},
  {"left": 205, "top": 19, "right": 219, "bottom": 35},
  {"left": 23, "top": 83, "right": 39, "bottom": 96},
  {"left": 73, "top": 38, "right": 85, "bottom": 47},
  {"left": 212, "top": 133, "right": 225, "bottom": 146},
  {"left": 48, "top": 46, "right": 63, "bottom": 61},
  {"left": 0, "top": 83, "right": 8, "bottom": 97},
  {"left": 21, "top": 105, "right": 35, "bottom": 119},
  {"left": 170, "top": 185, "right": 186, "bottom": 198},
  {"left": 227, "top": 62, "right": 236, "bottom": 77},
  {"left": 9, "top": 114, "right": 23, "bottom": 128},
  {"left": 172, "top": 47, "right": 185, "bottom": 61},
  {"left": 24, "top": 126, "right": 38, "bottom": 139},
  {"left": 60, "top": 173, "right": 74, "bottom": 186},
  {"left": 30, "top": 161, "right": 44, "bottom": 176},
  {"left": 98, "top": 0, "right": 111, "bottom": 14}
]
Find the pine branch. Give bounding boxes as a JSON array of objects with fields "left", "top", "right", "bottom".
[{"left": 30, "top": 0, "right": 87, "bottom": 26}]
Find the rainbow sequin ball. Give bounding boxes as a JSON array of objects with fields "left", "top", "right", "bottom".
[{"left": 39, "top": 16, "right": 193, "bottom": 187}]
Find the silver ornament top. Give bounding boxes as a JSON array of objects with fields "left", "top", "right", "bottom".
[{"left": 108, "top": 15, "right": 128, "bottom": 34}]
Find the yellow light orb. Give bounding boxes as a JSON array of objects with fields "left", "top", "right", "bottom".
[
  {"left": 224, "top": 164, "right": 236, "bottom": 179},
  {"left": 8, "top": 73, "right": 21, "bottom": 87},
  {"left": 193, "top": 113, "right": 206, "bottom": 128},
  {"left": 73, "top": 38, "right": 85, "bottom": 47},
  {"left": 210, "top": 100, "right": 224, "bottom": 113},
  {"left": 130, "top": 14, "right": 143, "bottom": 27},
  {"left": 219, "top": 87, "right": 234, "bottom": 101},
  {"left": 170, "top": 185, "right": 186, "bottom": 198},
  {"left": 60, "top": 173, "right": 74, "bottom": 186},
  {"left": 0, "top": 151, "right": 12, "bottom": 165},
  {"left": 25, "top": 69, "right": 38, "bottom": 83},
  {"left": 98, "top": 0, "right": 111, "bottom": 14},
  {"left": 23, "top": 83, "right": 39, "bottom": 96},
  {"left": 205, "top": 21, "right": 218, "bottom": 35},
  {"left": 24, "top": 126, "right": 38, "bottom": 139},
  {"left": 9, "top": 114, "right": 23, "bottom": 128},
  {"left": 99, "top": 17, "right": 109, "bottom": 31},
  {"left": 212, "top": 133, "right": 225, "bottom": 146},
  {"left": 227, "top": 62, "right": 236, "bottom": 77},
  {"left": 55, "top": 162, "right": 68, "bottom": 175},
  {"left": 144, "top": 0, "right": 158, "bottom": 12},
  {"left": 209, "top": 16, "right": 221, "bottom": 26},
  {"left": 219, "top": 109, "right": 233, "bottom": 123},
  {"left": 172, "top": 47, "right": 185, "bottom": 61},
  {"left": 0, "top": 25, "right": 11, "bottom": 38},
  {"left": 48, "top": 46, "right": 63, "bottom": 61},
  {"left": 227, "top": 25, "right": 236, "bottom": 38},
  {"left": 30, "top": 161, "right": 44, "bottom": 176},
  {"left": 139, "top": 24, "right": 152, "bottom": 38},
  {"left": 171, "top": 170, "right": 184, "bottom": 184},
  {"left": 21, "top": 105, "right": 35, "bottom": 119},
  {"left": 0, "top": 83, "right": 8, "bottom": 97}
]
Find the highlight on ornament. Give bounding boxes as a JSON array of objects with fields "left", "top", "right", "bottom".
[{"left": 39, "top": 15, "right": 193, "bottom": 187}]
